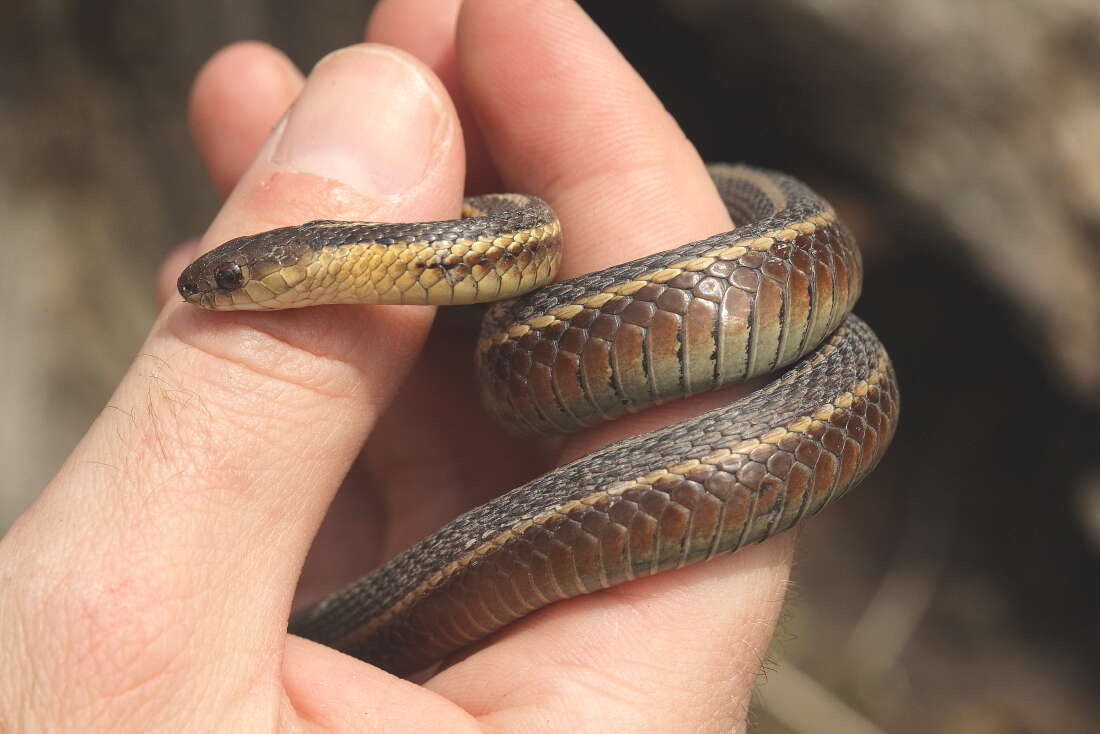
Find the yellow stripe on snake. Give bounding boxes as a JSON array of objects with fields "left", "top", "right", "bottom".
[{"left": 178, "top": 164, "right": 899, "bottom": 675}]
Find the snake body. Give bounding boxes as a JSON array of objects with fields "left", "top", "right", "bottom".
[{"left": 178, "top": 164, "right": 899, "bottom": 675}]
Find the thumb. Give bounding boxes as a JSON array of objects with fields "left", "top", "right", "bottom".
[{"left": 1, "top": 44, "right": 462, "bottom": 728}]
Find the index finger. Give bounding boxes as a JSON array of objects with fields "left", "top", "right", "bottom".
[{"left": 427, "top": 0, "right": 793, "bottom": 730}]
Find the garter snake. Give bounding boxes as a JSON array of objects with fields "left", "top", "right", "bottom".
[{"left": 178, "top": 164, "right": 899, "bottom": 675}]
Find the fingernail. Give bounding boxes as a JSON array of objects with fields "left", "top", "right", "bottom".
[{"left": 272, "top": 45, "right": 447, "bottom": 195}]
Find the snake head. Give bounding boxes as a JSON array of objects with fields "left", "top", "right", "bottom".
[{"left": 177, "top": 226, "right": 314, "bottom": 310}]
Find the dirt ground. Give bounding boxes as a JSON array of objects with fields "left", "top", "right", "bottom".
[{"left": 2, "top": 1, "right": 1097, "bottom": 731}]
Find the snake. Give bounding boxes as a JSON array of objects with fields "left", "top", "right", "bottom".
[{"left": 178, "top": 164, "right": 899, "bottom": 676}]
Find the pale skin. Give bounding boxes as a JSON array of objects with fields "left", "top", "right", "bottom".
[{"left": 0, "top": 0, "right": 794, "bottom": 731}]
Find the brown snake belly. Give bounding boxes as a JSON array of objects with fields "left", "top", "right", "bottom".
[{"left": 178, "top": 164, "right": 900, "bottom": 676}]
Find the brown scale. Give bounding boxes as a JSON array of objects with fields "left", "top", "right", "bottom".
[
  {"left": 287, "top": 166, "right": 900, "bottom": 677},
  {"left": 480, "top": 219, "right": 861, "bottom": 436},
  {"left": 301, "top": 321, "right": 898, "bottom": 676}
]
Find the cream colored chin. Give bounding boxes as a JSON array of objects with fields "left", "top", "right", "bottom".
[{"left": 202, "top": 298, "right": 278, "bottom": 311}]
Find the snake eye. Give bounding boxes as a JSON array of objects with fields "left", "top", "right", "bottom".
[{"left": 214, "top": 262, "right": 243, "bottom": 290}]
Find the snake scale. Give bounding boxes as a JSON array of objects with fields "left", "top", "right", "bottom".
[{"left": 178, "top": 164, "right": 899, "bottom": 675}]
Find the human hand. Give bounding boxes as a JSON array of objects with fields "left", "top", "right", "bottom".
[{"left": 2, "top": 0, "right": 793, "bottom": 731}]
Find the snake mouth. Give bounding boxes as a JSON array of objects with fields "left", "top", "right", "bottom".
[
  {"left": 176, "top": 279, "right": 236, "bottom": 310},
  {"left": 178, "top": 282, "right": 203, "bottom": 302},
  {"left": 178, "top": 281, "right": 294, "bottom": 310},
  {"left": 176, "top": 276, "right": 237, "bottom": 310},
  {"left": 180, "top": 291, "right": 276, "bottom": 311}
]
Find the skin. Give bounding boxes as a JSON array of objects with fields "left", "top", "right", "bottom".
[{"left": 1, "top": 1, "right": 794, "bottom": 732}]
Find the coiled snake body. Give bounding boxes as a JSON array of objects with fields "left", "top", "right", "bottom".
[{"left": 178, "top": 164, "right": 899, "bottom": 675}]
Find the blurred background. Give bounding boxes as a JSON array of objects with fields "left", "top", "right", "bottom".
[{"left": 2, "top": 0, "right": 1098, "bottom": 731}]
